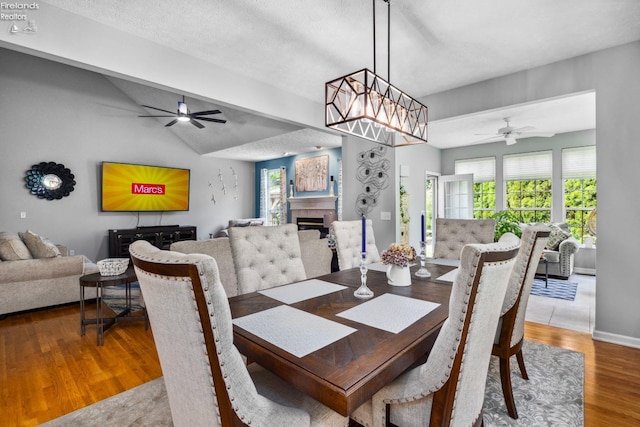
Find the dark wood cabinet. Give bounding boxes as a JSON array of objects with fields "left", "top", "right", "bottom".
[{"left": 108, "top": 225, "right": 197, "bottom": 258}]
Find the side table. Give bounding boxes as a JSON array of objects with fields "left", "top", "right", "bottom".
[
  {"left": 79, "top": 267, "right": 148, "bottom": 346},
  {"left": 536, "top": 257, "right": 549, "bottom": 288}
]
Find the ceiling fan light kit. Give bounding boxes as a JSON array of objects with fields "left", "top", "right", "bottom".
[
  {"left": 138, "top": 96, "right": 226, "bottom": 129},
  {"left": 325, "top": 0, "right": 428, "bottom": 148}
]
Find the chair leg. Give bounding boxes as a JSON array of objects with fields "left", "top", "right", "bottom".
[
  {"left": 499, "top": 356, "right": 519, "bottom": 419},
  {"left": 515, "top": 349, "right": 529, "bottom": 380}
]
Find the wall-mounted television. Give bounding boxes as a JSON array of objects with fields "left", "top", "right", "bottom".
[{"left": 101, "top": 162, "right": 190, "bottom": 212}]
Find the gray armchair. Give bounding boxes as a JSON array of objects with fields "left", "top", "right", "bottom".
[{"left": 534, "top": 223, "right": 579, "bottom": 279}]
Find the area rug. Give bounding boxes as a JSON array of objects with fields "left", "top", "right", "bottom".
[
  {"left": 41, "top": 341, "right": 583, "bottom": 426},
  {"left": 483, "top": 340, "right": 584, "bottom": 426},
  {"left": 530, "top": 277, "right": 577, "bottom": 301}
]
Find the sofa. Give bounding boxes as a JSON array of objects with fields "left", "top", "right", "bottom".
[
  {"left": 0, "top": 231, "right": 99, "bottom": 317},
  {"left": 531, "top": 222, "right": 580, "bottom": 279},
  {"left": 170, "top": 229, "right": 333, "bottom": 297}
]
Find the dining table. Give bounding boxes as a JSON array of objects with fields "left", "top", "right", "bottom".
[{"left": 229, "top": 262, "right": 457, "bottom": 416}]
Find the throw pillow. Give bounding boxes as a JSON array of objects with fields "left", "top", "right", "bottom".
[
  {"left": 20, "top": 230, "right": 62, "bottom": 258},
  {"left": 546, "top": 224, "right": 571, "bottom": 250},
  {"left": 0, "top": 232, "right": 33, "bottom": 261}
]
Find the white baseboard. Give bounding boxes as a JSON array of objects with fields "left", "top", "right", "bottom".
[
  {"left": 573, "top": 267, "right": 596, "bottom": 275},
  {"left": 592, "top": 329, "right": 640, "bottom": 349}
]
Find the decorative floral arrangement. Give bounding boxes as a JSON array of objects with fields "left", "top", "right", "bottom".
[{"left": 380, "top": 243, "right": 417, "bottom": 268}]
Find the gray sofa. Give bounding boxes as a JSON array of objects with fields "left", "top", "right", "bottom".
[
  {"left": 170, "top": 229, "right": 332, "bottom": 297},
  {"left": 0, "top": 243, "right": 99, "bottom": 317}
]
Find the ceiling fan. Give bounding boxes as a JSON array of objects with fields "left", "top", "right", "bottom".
[
  {"left": 138, "top": 96, "right": 226, "bottom": 129},
  {"left": 474, "top": 117, "right": 555, "bottom": 145}
]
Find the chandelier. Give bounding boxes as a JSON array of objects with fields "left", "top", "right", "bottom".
[{"left": 325, "top": 0, "right": 428, "bottom": 147}]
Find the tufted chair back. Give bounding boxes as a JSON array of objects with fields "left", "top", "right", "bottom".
[
  {"left": 433, "top": 218, "right": 496, "bottom": 260},
  {"left": 229, "top": 224, "right": 307, "bottom": 294},
  {"left": 493, "top": 225, "right": 550, "bottom": 418},
  {"left": 129, "top": 241, "right": 348, "bottom": 427},
  {"left": 331, "top": 219, "right": 381, "bottom": 270},
  {"left": 351, "top": 239, "right": 519, "bottom": 427}
]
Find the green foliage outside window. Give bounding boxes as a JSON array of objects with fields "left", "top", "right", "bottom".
[
  {"left": 505, "top": 179, "right": 552, "bottom": 223},
  {"left": 564, "top": 178, "right": 597, "bottom": 242},
  {"left": 472, "top": 181, "right": 496, "bottom": 219}
]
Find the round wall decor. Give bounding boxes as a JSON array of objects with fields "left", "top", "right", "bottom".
[{"left": 25, "top": 162, "right": 76, "bottom": 200}]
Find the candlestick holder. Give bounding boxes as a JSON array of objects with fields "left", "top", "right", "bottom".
[
  {"left": 354, "top": 252, "right": 374, "bottom": 299},
  {"left": 415, "top": 240, "right": 431, "bottom": 278}
]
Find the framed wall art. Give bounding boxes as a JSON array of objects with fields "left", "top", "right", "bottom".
[{"left": 295, "top": 155, "right": 328, "bottom": 192}]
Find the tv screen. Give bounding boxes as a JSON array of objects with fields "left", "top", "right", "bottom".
[{"left": 101, "top": 162, "right": 190, "bottom": 212}]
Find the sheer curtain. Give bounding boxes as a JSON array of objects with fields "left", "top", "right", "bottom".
[{"left": 279, "top": 167, "right": 288, "bottom": 224}]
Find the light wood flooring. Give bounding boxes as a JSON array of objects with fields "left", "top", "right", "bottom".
[{"left": 1, "top": 301, "right": 639, "bottom": 426}]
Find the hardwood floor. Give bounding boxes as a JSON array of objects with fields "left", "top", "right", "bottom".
[{"left": 1, "top": 303, "right": 639, "bottom": 426}]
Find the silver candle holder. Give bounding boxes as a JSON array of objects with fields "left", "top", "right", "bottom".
[
  {"left": 354, "top": 252, "right": 374, "bottom": 299},
  {"left": 415, "top": 240, "right": 431, "bottom": 278}
]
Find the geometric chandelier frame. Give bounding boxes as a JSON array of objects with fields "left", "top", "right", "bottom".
[
  {"left": 324, "top": 0, "right": 428, "bottom": 148},
  {"left": 325, "top": 68, "right": 428, "bottom": 147}
]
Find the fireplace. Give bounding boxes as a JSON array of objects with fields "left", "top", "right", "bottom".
[{"left": 296, "top": 217, "right": 328, "bottom": 238}]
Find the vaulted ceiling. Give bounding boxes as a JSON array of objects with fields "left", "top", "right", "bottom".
[{"left": 30, "top": 1, "right": 640, "bottom": 158}]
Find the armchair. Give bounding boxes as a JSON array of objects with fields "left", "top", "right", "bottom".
[{"left": 532, "top": 223, "right": 579, "bottom": 279}]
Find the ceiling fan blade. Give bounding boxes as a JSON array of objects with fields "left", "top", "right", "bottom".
[
  {"left": 141, "top": 105, "right": 176, "bottom": 115},
  {"left": 519, "top": 132, "right": 556, "bottom": 137},
  {"left": 512, "top": 126, "right": 535, "bottom": 132},
  {"left": 190, "top": 119, "right": 205, "bottom": 129},
  {"left": 138, "top": 115, "right": 175, "bottom": 118},
  {"left": 196, "top": 117, "right": 227, "bottom": 124},
  {"left": 472, "top": 135, "right": 504, "bottom": 144},
  {"left": 165, "top": 119, "right": 178, "bottom": 127},
  {"left": 192, "top": 109, "right": 222, "bottom": 116}
]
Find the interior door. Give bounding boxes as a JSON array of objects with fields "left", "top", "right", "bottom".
[{"left": 438, "top": 174, "right": 474, "bottom": 219}]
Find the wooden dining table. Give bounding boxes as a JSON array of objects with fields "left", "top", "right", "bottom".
[{"left": 229, "top": 263, "right": 456, "bottom": 416}]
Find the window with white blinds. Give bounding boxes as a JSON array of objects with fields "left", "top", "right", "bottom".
[
  {"left": 503, "top": 151, "right": 552, "bottom": 180},
  {"left": 562, "top": 146, "right": 596, "bottom": 179},
  {"left": 455, "top": 157, "right": 495, "bottom": 182}
]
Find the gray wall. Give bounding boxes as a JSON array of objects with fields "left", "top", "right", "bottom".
[
  {"left": 441, "top": 129, "right": 596, "bottom": 222},
  {"left": 0, "top": 49, "right": 254, "bottom": 261},
  {"left": 422, "top": 41, "right": 640, "bottom": 347}
]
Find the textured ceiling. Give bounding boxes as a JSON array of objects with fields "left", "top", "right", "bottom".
[{"left": 43, "top": 0, "right": 640, "bottom": 158}]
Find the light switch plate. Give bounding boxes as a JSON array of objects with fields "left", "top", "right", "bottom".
[{"left": 380, "top": 211, "right": 391, "bottom": 220}]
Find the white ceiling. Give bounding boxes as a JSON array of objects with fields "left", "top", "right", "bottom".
[{"left": 43, "top": 0, "right": 640, "bottom": 159}]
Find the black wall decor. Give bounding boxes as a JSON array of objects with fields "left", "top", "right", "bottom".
[
  {"left": 25, "top": 161, "right": 76, "bottom": 200},
  {"left": 355, "top": 146, "right": 390, "bottom": 216}
]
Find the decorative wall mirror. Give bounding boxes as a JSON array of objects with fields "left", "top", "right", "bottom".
[{"left": 25, "top": 162, "right": 76, "bottom": 200}]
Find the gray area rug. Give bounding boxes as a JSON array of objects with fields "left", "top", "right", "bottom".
[{"left": 41, "top": 341, "right": 583, "bottom": 426}]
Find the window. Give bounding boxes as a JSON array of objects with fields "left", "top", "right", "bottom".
[
  {"left": 503, "top": 151, "right": 552, "bottom": 223},
  {"left": 260, "top": 167, "right": 287, "bottom": 225},
  {"left": 455, "top": 157, "right": 496, "bottom": 219},
  {"left": 563, "top": 146, "right": 596, "bottom": 242}
]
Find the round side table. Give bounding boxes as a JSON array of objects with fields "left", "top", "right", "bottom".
[{"left": 79, "top": 267, "right": 147, "bottom": 346}]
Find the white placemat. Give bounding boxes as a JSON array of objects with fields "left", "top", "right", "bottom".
[
  {"left": 337, "top": 293, "right": 440, "bottom": 334},
  {"left": 436, "top": 268, "right": 459, "bottom": 283},
  {"left": 258, "top": 279, "right": 347, "bottom": 304},
  {"left": 232, "top": 305, "right": 356, "bottom": 358}
]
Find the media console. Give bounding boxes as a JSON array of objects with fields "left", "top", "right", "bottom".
[{"left": 108, "top": 225, "right": 197, "bottom": 258}]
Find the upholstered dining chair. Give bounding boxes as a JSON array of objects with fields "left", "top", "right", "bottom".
[
  {"left": 229, "top": 223, "right": 307, "bottom": 294},
  {"left": 493, "top": 225, "right": 550, "bottom": 419},
  {"left": 430, "top": 218, "right": 496, "bottom": 265},
  {"left": 129, "top": 240, "right": 348, "bottom": 427},
  {"left": 331, "top": 219, "right": 381, "bottom": 270},
  {"left": 350, "top": 240, "right": 519, "bottom": 427}
]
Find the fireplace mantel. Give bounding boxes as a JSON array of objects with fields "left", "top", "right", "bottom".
[
  {"left": 288, "top": 196, "right": 337, "bottom": 210},
  {"left": 288, "top": 196, "right": 337, "bottom": 224}
]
